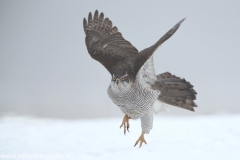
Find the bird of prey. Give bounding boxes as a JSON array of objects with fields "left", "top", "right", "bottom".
[{"left": 83, "top": 10, "right": 197, "bottom": 148}]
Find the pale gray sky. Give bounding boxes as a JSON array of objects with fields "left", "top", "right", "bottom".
[{"left": 1, "top": 0, "right": 240, "bottom": 118}]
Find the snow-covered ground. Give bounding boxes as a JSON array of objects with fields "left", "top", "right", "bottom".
[{"left": 1, "top": 115, "right": 240, "bottom": 160}]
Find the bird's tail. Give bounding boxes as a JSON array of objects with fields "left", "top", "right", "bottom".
[{"left": 152, "top": 72, "right": 197, "bottom": 111}]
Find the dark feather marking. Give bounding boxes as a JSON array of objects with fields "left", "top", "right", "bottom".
[
  {"left": 93, "top": 10, "right": 98, "bottom": 25},
  {"left": 88, "top": 12, "right": 93, "bottom": 28},
  {"left": 98, "top": 12, "right": 104, "bottom": 26}
]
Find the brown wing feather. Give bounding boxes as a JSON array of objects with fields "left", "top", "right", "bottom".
[
  {"left": 83, "top": 10, "right": 138, "bottom": 74},
  {"left": 134, "top": 18, "right": 186, "bottom": 75},
  {"left": 152, "top": 72, "right": 197, "bottom": 111}
]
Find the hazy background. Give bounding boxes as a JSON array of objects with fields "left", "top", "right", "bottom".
[{"left": 1, "top": 0, "right": 240, "bottom": 119}]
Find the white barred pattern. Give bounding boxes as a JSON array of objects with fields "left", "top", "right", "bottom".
[{"left": 107, "top": 57, "right": 160, "bottom": 133}]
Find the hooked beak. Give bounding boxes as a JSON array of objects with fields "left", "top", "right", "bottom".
[{"left": 116, "top": 79, "right": 120, "bottom": 85}]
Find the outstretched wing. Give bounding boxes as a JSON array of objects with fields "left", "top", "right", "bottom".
[
  {"left": 134, "top": 18, "right": 186, "bottom": 75},
  {"left": 83, "top": 10, "right": 138, "bottom": 74}
]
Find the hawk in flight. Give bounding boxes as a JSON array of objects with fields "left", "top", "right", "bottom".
[{"left": 83, "top": 10, "right": 197, "bottom": 148}]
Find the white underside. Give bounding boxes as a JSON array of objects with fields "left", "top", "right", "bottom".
[
  {"left": 138, "top": 56, "right": 170, "bottom": 114},
  {"left": 151, "top": 100, "right": 170, "bottom": 113}
]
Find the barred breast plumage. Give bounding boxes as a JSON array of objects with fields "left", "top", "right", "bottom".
[
  {"left": 107, "top": 57, "right": 160, "bottom": 133},
  {"left": 107, "top": 79, "right": 160, "bottom": 119}
]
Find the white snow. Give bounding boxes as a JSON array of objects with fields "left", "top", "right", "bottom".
[{"left": 1, "top": 115, "right": 240, "bottom": 160}]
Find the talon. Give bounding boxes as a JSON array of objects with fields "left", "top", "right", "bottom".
[
  {"left": 120, "top": 114, "right": 131, "bottom": 135},
  {"left": 127, "top": 126, "right": 130, "bottom": 133},
  {"left": 134, "top": 141, "right": 138, "bottom": 147},
  {"left": 134, "top": 131, "right": 146, "bottom": 148}
]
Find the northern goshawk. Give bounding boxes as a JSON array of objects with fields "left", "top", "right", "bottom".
[{"left": 83, "top": 10, "right": 197, "bottom": 147}]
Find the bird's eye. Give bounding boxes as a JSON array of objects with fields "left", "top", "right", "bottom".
[
  {"left": 121, "top": 77, "right": 125, "bottom": 81},
  {"left": 113, "top": 77, "right": 116, "bottom": 81}
]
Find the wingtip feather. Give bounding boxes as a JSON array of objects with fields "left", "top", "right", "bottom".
[
  {"left": 93, "top": 10, "right": 99, "bottom": 25},
  {"left": 83, "top": 18, "right": 88, "bottom": 33},
  {"left": 178, "top": 18, "right": 186, "bottom": 25},
  {"left": 88, "top": 12, "right": 92, "bottom": 20},
  {"left": 99, "top": 12, "right": 104, "bottom": 26}
]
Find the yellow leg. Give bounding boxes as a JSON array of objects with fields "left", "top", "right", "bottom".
[
  {"left": 120, "top": 114, "right": 131, "bottom": 135},
  {"left": 134, "top": 131, "right": 147, "bottom": 148}
]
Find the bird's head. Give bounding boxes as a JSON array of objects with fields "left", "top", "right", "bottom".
[{"left": 111, "top": 70, "right": 132, "bottom": 89}]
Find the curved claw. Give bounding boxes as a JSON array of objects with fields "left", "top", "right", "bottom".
[
  {"left": 120, "top": 114, "right": 131, "bottom": 135},
  {"left": 134, "top": 131, "right": 147, "bottom": 148}
]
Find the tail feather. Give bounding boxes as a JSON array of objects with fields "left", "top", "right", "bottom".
[{"left": 153, "top": 72, "right": 197, "bottom": 112}]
